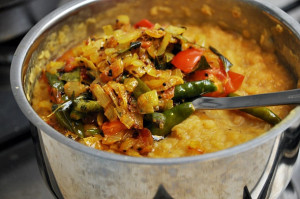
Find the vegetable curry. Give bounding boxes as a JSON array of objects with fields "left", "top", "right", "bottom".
[{"left": 32, "top": 15, "right": 295, "bottom": 157}]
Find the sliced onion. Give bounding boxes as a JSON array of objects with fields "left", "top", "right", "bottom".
[
  {"left": 137, "top": 90, "right": 159, "bottom": 114},
  {"left": 90, "top": 83, "right": 111, "bottom": 108},
  {"left": 145, "top": 29, "right": 165, "bottom": 38},
  {"left": 165, "top": 25, "right": 186, "bottom": 35},
  {"left": 104, "top": 103, "right": 118, "bottom": 121},
  {"left": 75, "top": 57, "right": 97, "bottom": 71},
  {"left": 115, "top": 30, "right": 142, "bottom": 44}
]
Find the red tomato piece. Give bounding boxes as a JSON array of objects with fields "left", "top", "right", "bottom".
[
  {"left": 80, "top": 68, "right": 89, "bottom": 81},
  {"left": 141, "top": 41, "right": 152, "bottom": 49},
  {"left": 134, "top": 19, "right": 154, "bottom": 29},
  {"left": 171, "top": 48, "right": 204, "bottom": 73},
  {"left": 138, "top": 128, "right": 153, "bottom": 146},
  {"left": 102, "top": 120, "right": 127, "bottom": 136},
  {"left": 188, "top": 67, "right": 225, "bottom": 81},
  {"left": 188, "top": 70, "right": 207, "bottom": 81},
  {"left": 188, "top": 68, "right": 244, "bottom": 97},
  {"left": 64, "top": 57, "right": 76, "bottom": 72},
  {"left": 224, "top": 71, "right": 245, "bottom": 94}
]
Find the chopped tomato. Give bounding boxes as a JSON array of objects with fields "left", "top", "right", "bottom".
[
  {"left": 102, "top": 120, "right": 127, "bottom": 136},
  {"left": 171, "top": 48, "right": 204, "bottom": 73},
  {"left": 100, "top": 72, "right": 114, "bottom": 83},
  {"left": 135, "top": 128, "right": 153, "bottom": 154},
  {"left": 49, "top": 87, "right": 64, "bottom": 104},
  {"left": 57, "top": 49, "right": 77, "bottom": 72},
  {"left": 160, "top": 87, "right": 175, "bottom": 99},
  {"left": 110, "top": 62, "right": 124, "bottom": 78},
  {"left": 64, "top": 57, "right": 76, "bottom": 72},
  {"left": 141, "top": 41, "right": 152, "bottom": 49},
  {"left": 189, "top": 67, "right": 244, "bottom": 97},
  {"left": 189, "top": 67, "right": 226, "bottom": 82},
  {"left": 138, "top": 128, "right": 153, "bottom": 146},
  {"left": 134, "top": 19, "right": 154, "bottom": 29},
  {"left": 80, "top": 68, "right": 89, "bottom": 81},
  {"left": 225, "top": 71, "right": 245, "bottom": 94}
]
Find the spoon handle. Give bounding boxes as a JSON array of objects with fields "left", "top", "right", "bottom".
[{"left": 192, "top": 89, "right": 300, "bottom": 110}]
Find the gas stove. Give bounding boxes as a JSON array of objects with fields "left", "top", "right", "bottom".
[{"left": 0, "top": 0, "right": 300, "bottom": 198}]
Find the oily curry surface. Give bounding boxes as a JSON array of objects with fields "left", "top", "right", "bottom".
[{"left": 32, "top": 16, "right": 295, "bottom": 158}]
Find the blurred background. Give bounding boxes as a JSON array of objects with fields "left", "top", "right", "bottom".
[{"left": 0, "top": 0, "right": 299, "bottom": 198}]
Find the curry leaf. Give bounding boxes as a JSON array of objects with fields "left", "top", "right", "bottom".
[
  {"left": 60, "top": 68, "right": 80, "bottom": 82},
  {"left": 154, "top": 56, "right": 169, "bottom": 70},
  {"left": 193, "top": 55, "right": 211, "bottom": 71},
  {"left": 209, "top": 46, "right": 233, "bottom": 72},
  {"left": 118, "top": 41, "right": 141, "bottom": 54},
  {"left": 46, "top": 72, "right": 64, "bottom": 91}
]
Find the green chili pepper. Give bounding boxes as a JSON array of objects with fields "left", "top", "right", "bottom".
[
  {"left": 70, "top": 110, "right": 85, "bottom": 120},
  {"left": 86, "top": 128, "right": 101, "bottom": 135},
  {"left": 173, "top": 80, "right": 217, "bottom": 100},
  {"left": 145, "top": 112, "right": 166, "bottom": 129},
  {"left": 228, "top": 93, "right": 281, "bottom": 125},
  {"left": 133, "top": 78, "right": 151, "bottom": 99},
  {"left": 46, "top": 72, "right": 64, "bottom": 91},
  {"left": 241, "top": 108, "right": 281, "bottom": 125},
  {"left": 148, "top": 102, "right": 195, "bottom": 136},
  {"left": 73, "top": 100, "right": 103, "bottom": 112}
]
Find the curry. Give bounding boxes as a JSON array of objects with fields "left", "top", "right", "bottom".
[{"left": 32, "top": 15, "right": 295, "bottom": 157}]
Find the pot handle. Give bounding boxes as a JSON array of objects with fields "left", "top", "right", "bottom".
[
  {"left": 30, "top": 123, "right": 64, "bottom": 199},
  {"left": 250, "top": 119, "right": 300, "bottom": 199}
]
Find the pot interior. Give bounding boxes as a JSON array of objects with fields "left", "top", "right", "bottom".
[
  {"left": 22, "top": 0, "right": 300, "bottom": 102},
  {"left": 16, "top": 0, "right": 300, "bottom": 159}
]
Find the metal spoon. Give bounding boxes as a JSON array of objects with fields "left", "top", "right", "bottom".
[{"left": 192, "top": 89, "right": 300, "bottom": 110}]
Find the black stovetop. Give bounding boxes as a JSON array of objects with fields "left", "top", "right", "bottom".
[
  {"left": 0, "top": 36, "right": 31, "bottom": 150},
  {"left": 0, "top": 1, "right": 300, "bottom": 198}
]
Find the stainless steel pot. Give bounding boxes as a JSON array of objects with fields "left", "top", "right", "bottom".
[{"left": 10, "top": 0, "right": 300, "bottom": 198}]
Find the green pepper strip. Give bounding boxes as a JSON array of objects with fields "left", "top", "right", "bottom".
[
  {"left": 73, "top": 100, "right": 103, "bottom": 112},
  {"left": 70, "top": 110, "right": 85, "bottom": 120},
  {"left": 133, "top": 78, "right": 151, "bottom": 99},
  {"left": 148, "top": 102, "right": 195, "bottom": 136},
  {"left": 86, "top": 128, "right": 101, "bottom": 135},
  {"left": 173, "top": 80, "right": 217, "bottom": 100},
  {"left": 228, "top": 93, "right": 281, "bottom": 125},
  {"left": 145, "top": 112, "right": 166, "bottom": 129},
  {"left": 46, "top": 72, "right": 64, "bottom": 91}
]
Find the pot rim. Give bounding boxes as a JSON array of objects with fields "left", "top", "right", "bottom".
[{"left": 10, "top": 0, "right": 300, "bottom": 165}]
